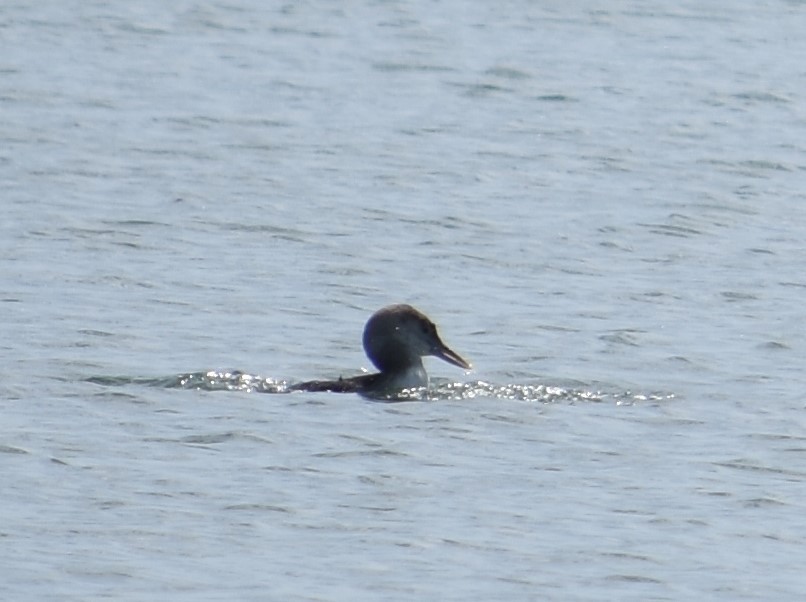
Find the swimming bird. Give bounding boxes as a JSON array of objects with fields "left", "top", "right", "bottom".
[{"left": 290, "top": 304, "right": 471, "bottom": 398}]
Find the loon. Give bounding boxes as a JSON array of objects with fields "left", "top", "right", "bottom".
[{"left": 290, "top": 304, "right": 471, "bottom": 397}]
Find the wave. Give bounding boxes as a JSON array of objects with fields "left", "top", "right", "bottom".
[{"left": 86, "top": 371, "right": 673, "bottom": 404}]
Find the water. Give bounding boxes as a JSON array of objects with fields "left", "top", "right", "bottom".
[{"left": 3, "top": 1, "right": 806, "bottom": 599}]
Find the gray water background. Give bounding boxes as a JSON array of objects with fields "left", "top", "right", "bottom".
[{"left": 3, "top": 1, "right": 806, "bottom": 600}]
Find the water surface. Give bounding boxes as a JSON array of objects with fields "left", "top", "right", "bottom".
[{"left": 3, "top": 2, "right": 806, "bottom": 600}]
